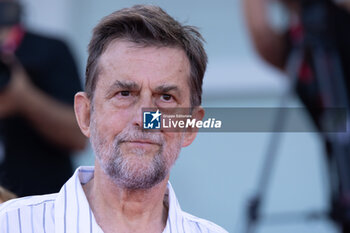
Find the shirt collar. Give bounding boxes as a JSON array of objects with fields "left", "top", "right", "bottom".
[{"left": 54, "top": 166, "right": 184, "bottom": 233}]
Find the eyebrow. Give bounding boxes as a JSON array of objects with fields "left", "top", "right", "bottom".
[
  {"left": 154, "top": 84, "right": 180, "bottom": 94},
  {"left": 106, "top": 80, "right": 140, "bottom": 98}
]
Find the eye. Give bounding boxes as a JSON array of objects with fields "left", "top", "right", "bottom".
[
  {"left": 161, "top": 94, "right": 173, "bottom": 101},
  {"left": 119, "top": 91, "right": 130, "bottom": 96}
]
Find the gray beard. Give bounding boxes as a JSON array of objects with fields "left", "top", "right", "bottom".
[{"left": 90, "top": 120, "right": 181, "bottom": 190}]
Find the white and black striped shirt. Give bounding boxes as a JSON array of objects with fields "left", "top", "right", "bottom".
[{"left": 0, "top": 166, "right": 228, "bottom": 233}]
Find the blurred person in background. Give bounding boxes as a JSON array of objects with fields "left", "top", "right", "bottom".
[
  {"left": 0, "top": 0, "right": 86, "bottom": 197},
  {"left": 244, "top": 0, "right": 350, "bottom": 232},
  {"left": 244, "top": 0, "right": 350, "bottom": 116}
]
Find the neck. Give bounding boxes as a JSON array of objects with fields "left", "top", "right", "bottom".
[{"left": 83, "top": 163, "right": 169, "bottom": 233}]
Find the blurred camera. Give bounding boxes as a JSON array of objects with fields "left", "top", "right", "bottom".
[{"left": 0, "top": 1, "right": 21, "bottom": 91}]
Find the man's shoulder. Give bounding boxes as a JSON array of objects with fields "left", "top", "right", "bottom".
[
  {"left": 181, "top": 210, "right": 229, "bottom": 233},
  {"left": 0, "top": 193, "right": 57, "bottom": 215}
]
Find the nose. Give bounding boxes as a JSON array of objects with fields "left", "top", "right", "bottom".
[{"left": 131, "top": 91, "right": 155, "bottom": 128}]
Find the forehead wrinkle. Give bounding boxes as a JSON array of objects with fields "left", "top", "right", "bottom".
[{"left": 104, "top": 41, "right": 190, "bottom": 76}]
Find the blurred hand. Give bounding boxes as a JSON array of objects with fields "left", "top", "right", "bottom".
[{"left": 0, "top": 55, "right": 32, "bottom": 118}]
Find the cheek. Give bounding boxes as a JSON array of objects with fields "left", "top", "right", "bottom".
[
  {"left": 163, "top": 132, "right": 184, "bottom": 154},
  {"left": 95, "top": 109, "right": 131, "bottom": 141}
]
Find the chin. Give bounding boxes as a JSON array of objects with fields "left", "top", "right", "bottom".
[{"left": 105, "top": 154, "right": 168, "bottom": 190}]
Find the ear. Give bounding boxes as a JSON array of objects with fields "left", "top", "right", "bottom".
[
  {"left": 182, "top": 106, "right": 205, "bottom": 147},
  {"left": 74, "top": 92, "right": 92, "bottom": 138}
]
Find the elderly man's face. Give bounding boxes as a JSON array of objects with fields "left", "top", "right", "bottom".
[{"left": 88, "top": 41, "right": 194, "bottom": 189}]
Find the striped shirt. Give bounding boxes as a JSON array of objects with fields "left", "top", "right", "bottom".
[{"left": 0, "top": 166, "right": 228, "bottom": 233}]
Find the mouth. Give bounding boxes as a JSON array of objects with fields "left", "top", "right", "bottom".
[
  {"left": 121, "top": 141, "right": 161, "bottom": 152},
  {"left": 122, "top": 140, "right": 160, "bottom": 146}
]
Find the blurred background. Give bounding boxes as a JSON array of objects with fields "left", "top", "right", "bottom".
[{"left": 12, "top": 0, "right": 342, "bottom": 232}]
